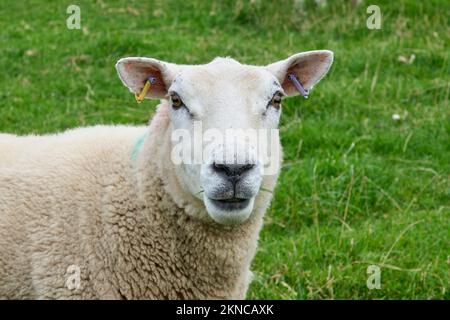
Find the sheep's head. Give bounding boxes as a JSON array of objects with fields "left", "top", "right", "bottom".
[{"left": 116, "top": 51, "right": 333, "bottom": 225}]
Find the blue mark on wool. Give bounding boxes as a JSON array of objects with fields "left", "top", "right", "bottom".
[{"left": 131, "top": 132, "right": 148, "bottom": 161}]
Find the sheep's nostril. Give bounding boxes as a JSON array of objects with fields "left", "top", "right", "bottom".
[
  {"left": 212, "top": 163, "right": 255, "bottom": 177},
  {"left": 213, "top": 163, "right": 230, "bottom": 175},
  {"left": 240, "top": 164, "right": 255, "bottom": 174}
]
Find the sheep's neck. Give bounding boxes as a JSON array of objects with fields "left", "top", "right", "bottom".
[{"left": 126, "top": 103, "right": 264, "bottom": 299}]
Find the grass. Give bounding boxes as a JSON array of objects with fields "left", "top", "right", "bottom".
[{"left": 0, "top": 0, "right": 448, "bottom": 299}]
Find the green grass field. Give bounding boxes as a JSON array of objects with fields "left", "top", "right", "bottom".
[{"left": 0, "top": 0, "right": 448, "bottom": 299}]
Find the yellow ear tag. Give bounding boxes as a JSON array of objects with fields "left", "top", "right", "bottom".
[{"left": 135, "top": 76, "right": 156, "bottom": 104}]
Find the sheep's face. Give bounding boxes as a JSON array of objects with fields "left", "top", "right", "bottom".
[
  {"left": 167, "top": 60, "right": 285, "bottom": 225},
  {"left": 116, "top": 51, "right": 333, "bottom": 225}
]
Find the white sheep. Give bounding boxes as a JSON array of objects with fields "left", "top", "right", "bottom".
[{"left": 0, "top": 51, "right": 333, "bottom": 299}]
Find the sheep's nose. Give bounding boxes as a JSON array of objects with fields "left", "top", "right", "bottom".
[{"left": 212, "top": 163, "right": 255, "bottom": 179}]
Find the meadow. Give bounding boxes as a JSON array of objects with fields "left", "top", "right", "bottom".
[{"left": 0, "top": 0, "right": 448, "bottom": 299}]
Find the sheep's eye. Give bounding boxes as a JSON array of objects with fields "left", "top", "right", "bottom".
[
  {"left": 270, "top": 92, "right": 283, "bottom": 109},
  {"left": 170, "top": 93, "right": 184, "bottom": 109}
]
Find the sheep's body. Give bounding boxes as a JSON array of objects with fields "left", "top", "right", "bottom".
[{"left": 0, "top": 101, "right": 276, "bottom": 299}]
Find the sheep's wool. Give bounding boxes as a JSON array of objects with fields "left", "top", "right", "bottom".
[{"left": 0, "top": 101, "right": 278, "bottom": 299}]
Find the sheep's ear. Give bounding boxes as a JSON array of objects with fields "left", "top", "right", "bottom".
[
  {"left": 265, "top": 50, "right": 333, "bottom": 96},
  {"left": 115, "top": 57, "right": 180, "bottom": 99}
]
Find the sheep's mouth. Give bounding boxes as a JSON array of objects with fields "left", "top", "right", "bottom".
[{"left": 208, "top": 198, "right": 250, "bottom": 211}]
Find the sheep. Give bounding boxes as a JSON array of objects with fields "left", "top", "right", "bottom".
[{"left": 0, "top": 50, "right": 333, "bottom": 299}]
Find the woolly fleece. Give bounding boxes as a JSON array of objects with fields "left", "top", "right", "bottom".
[{"left": 0, "top": 101, "right": 278, "bottom": 299}]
